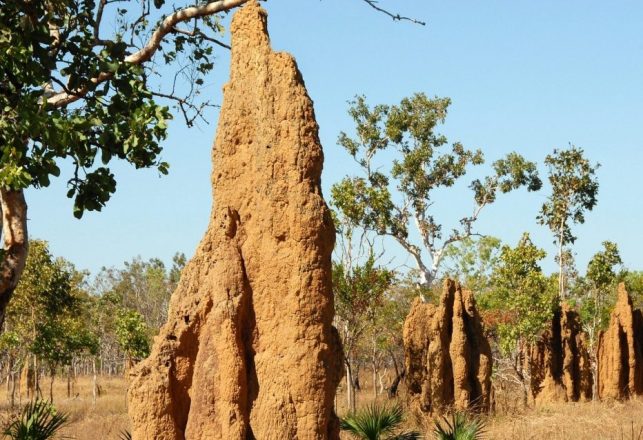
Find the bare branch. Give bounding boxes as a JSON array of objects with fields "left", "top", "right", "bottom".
[
  {"left": 126, "top": 0, "right": 246, "bottom": 64},
  {"left": 94, "top": 0, "right": 107, "bottom": 40},
  {"left": 360, "top": 0, "right": 426, "bottom": 26},
  {"left": 48, "top": 0, "right": 424, "bottom": 109},
  {"left": 150, "top": 90, "right": 219, "bottom": 127},
  {"left": 47, "top": 0, "right": 249, "bottom": 108},
  {"left": 129, "top": 1, "right": 151, "bottom": 47},
  {"left": 172, "top": 26, "right": 231, "bottom": 50}
]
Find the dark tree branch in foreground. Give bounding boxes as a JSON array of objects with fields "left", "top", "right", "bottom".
[
  {"left": 360, "top": 0, "right": 426, "bottom": 26},
  {"left": 0, "top": 0, "right": 426, "bottom": 331},
  {"left": 172, "top": 27, "right": 231, "bottom": 50},
  {"left": 150, "top": 91, "right": 219, "bottom": 127},
  {"left": 48, "top": 0, "right": 248, "bottom": 108}
]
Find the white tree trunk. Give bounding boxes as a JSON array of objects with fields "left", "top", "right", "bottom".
[{"left": 0, "top": 189, "right": 28, "bottom": 328}]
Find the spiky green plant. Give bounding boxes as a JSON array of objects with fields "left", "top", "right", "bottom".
[
  {"left": 119, "top": 430, "right": 133, "bottom": 440},
  {"left": 433, "top": 413, "right": 485, "bottom": 440},
  {"left": 340, "top": 403, "right": 421, "bottom": 440},
  {"left": 3, "top": 400, "right": 69, "bottom": 440}
]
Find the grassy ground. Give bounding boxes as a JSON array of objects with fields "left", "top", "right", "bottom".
[
  {"left": 0, "top": 375, "right": 129, "bottom": 439},
  {"left": 336, "top": 379, "right": 643, "bottom": 440},
  {"left": 0, "top": 375, "right": 641, "bottom": 439},
  {"left": 484, "top": 399, "right": 643, "bottom": 439}
]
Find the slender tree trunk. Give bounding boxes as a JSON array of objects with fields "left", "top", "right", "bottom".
[
  {"left": 378, "top": 369, "right": 386, "bottom": 396},
  {"left": 92, "top": 358, "right": 98, "bottom": 405},
  {"left": 591, "top": 350, "right": 598, "bottom": 401},
  {"left": 345, "top": 358, "right": 356, "bottom": 412},
  {"left": 34, "top": 355, "right": 42, "bottom": 399},
  {"left": 10, "top": 368, "right": 15, "bottom": 408},
  {"left": 388, "top": 369, "right": 405, "bottom": 398},
  {"left": 520, "top": 378, "right": 528, "bottom": 408},
  {"left": 353, "top": 363, "right": 361, "bottom": 391},
  {"left": 18, "top": 360, "right": 23, "bottom": 405},
  {"left": 49, "top": 367, "right": 54, "bottom": 403},
  {"left": 558, "top": 227, "right": 565, "bottom": 300},
  {"left": 591, "top": 288, "right": 600, "bottom": 400},
  {"left": 511, "top": 358, "right": 529, "bottom": 408},
  {"left": 415, "top": 266, "right": 436, "bottom": 303},
  {"left": 514, "top": 341, "right": 529, "bottom": 408},
  {"left": 0, "top": 189, "right": 28, "bottom": 328},
  {"left": 5, "top": 355, "right": 10, "bottom": 404},
  {"left": 371, "top": 337, "right": 377, "bottom": 400}
]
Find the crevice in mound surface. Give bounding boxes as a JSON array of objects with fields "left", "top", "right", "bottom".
[
  {"left": 238, "top": 249, "right": 258, "bottom": 440},
  {"left": 527, "top": 304, "right": 592, "bottom": 403},
  {"left": 126, "top": 1, "right": 342, "bottom": 438}
]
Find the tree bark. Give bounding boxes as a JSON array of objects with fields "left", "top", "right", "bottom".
[
  {"left": 0, "top": 189, "right": 28, "bottom": 328},
  {"left": 67, "top": 367, "right": 71, "bottom": 399},
  {"left": 345, "top": 359, "right": 356, "bottom": 412},
  {"left": 49, "top": 367, "right": 55, "bottom": 403},
  {"left": 10, "top": 368, "right": 16, "bottom": 408},
  {"left": 5, "top": 355, "right": 9, "bottom": 404},
  {"left": 92, "top": 358, "right": 98, "bottom": 405},
  {"left": 371, "top": 337, "right": 378, "bottom": 400},
  {"left": 34, "top": 355, "right": 42, "bottom": 399},
  {"left": 388, "top": 369, "right": 405, "bottom": 398},
  {"left": 513, "top": 343, "right": 529, "bottom": 409},
  {"left": 353, "top": 363, "right": 361, "bottom": 391},
  {"left": 47, "top": 0, "right": 250, "bottom": 108},
  {"left": 557, "top": 226, "right": 565, "bottom": 300}
]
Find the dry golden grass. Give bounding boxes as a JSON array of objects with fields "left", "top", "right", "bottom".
[
  {"left": 0, "top": 374, "right": 641, "bottom": 439},
  {"left": 0, "top": 375, "right": 129, "bottom": 439},
  {"left": 484, "top": 399, "right": 643, "bottom": 440},
  {"left": 337, "top": 377, "right": 643, "bottom": 440}
]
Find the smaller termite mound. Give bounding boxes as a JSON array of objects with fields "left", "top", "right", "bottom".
[
  {"left": 597, "top": 283, "right": 643, "bottom": 400},
  {"left": 527, "top": 304, "right": 593, "bottom": 403},
  {"left": 403, "top": 279, "right": 493, "bottom": 415}
]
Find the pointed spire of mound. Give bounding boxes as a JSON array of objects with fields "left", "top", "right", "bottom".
[
  {"left": 127, "top": 2, "right": 342, "bottom": 438},
  {"left": 403, "top": 279, "right": 493, "bottom": 415},
  {"left": 527, "top": 304, "right": 593, "bottom": 403},
  {"left": 597, "top": 283, "right": 643, "bottom": 400}
]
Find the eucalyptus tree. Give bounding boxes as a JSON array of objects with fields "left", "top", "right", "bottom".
[
  {"left": 3, "top": 239, "right": 84, "bottom": 399},
  {"left": 583, "top": 242, "right": 622, "bottom": 333},
  {"left": 331, "top": 94, "right": 542, "bottom": 300},
  {"left": 624, "top": 271, "right": 643, "bottom": 309},
  {"left": 115, "top": 309, "right": 150, "bottom": 370},
  {"left": 94, "top": 255, "right": 180, "bottom": 330},
  {"left": 537, "top": 146, "right": 599, "bottom": 300},
  {"left": 442, "top": 235, "right": 502, "bottom": 294},
  {"left": 333, "top": 257, "right": 394, "bottom": 411},
  {"left": 487, "top": 233, "right": 555, "bottom": 407},
  {"left": 0, "top": 0, "right": 422, "bottom": 326},
  {"left": 578, "top": 241, "right": 622, "bottom": 398}
]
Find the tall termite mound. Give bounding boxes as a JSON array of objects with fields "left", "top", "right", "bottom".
[
  {"left": 527, "top": 304, "right": 592, "bottom": 403},
  {"left": 127, "top": 2, "right": 343, "bottom": 439},
  {"left": 597, "top": 283, "right": 643, "bottom": 400},
  {"left": 403, "top": 279, "right": 493, "bottom": 415}
]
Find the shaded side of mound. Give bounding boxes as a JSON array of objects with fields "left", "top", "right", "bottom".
[
  {"left": 403, "top": 279, "right": 493, "bottom": 415},
  {"left": 597, "top": 283, "right": 643, "bottom": 400},
  {"left": 126, "top": 2, "right": 343, "bottom": 439},
  {"left": 528, "top": 304, "right": 592, "bottom": 403}
]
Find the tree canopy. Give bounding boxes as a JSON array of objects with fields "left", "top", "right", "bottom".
[
  {"left": 538, "top": 145, "right": 599, "bottom": 299},
  {"left": 331, "top": 93, "right": 541, "bottom": 297}
]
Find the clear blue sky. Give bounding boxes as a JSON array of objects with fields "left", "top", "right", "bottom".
[{"left": 27, "top": 0, "right": 643, "bottom": 276}]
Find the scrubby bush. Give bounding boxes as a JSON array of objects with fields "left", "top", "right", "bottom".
[
  {"left": 3, "top": 400, "right": 69, "bottom": 440},
  {"left": 433, "top": 412, "right": 486, "bottom": 440},
  {"left": 340, "top": 403, "right": 420, "bottom": 440}
]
